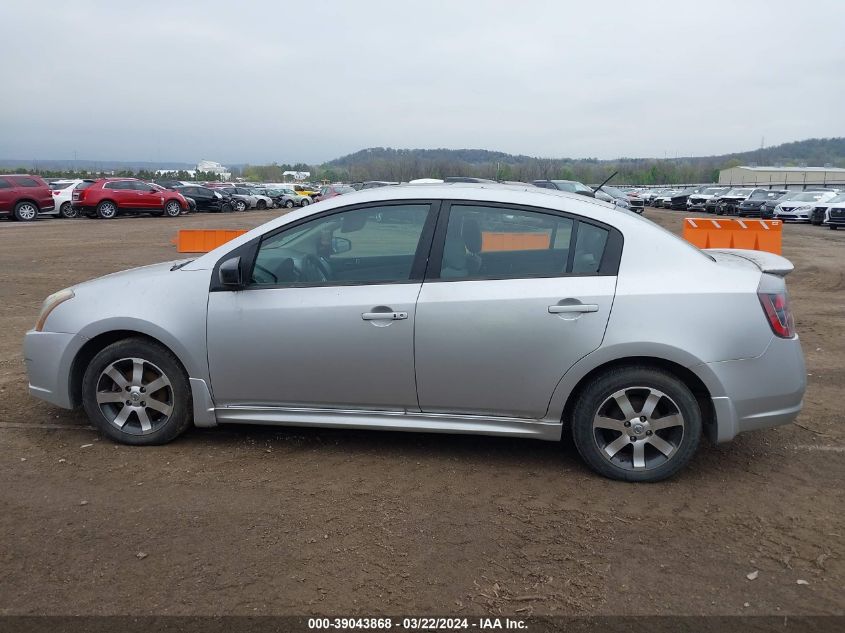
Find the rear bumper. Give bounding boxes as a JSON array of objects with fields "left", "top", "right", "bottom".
[{"left": 696, "top": 335, "right": 806, "bottom": 443}]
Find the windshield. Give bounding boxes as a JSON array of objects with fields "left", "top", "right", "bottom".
[
  {"left": 793, "top": 191, "right": 830, "bottom": 202},
  {"left": 828, "top": 193, "right": 845, "bottom": 203},
  {"left": 725, "top": 188, "right": 752, "bottom": 196}
]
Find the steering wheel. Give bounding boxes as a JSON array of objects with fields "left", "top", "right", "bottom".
[{"left": 299, "top": 254, "right": 329, "bottom": 282}]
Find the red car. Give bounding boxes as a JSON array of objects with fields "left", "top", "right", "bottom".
[
  {"left": 72, "top": 178, "right": 189, "bottom": 219},
  {"left": 317, "top": 184, "right": 356, "bottom": 200},
  {"left": 0, "top": 174, "right": 55, "bottom": 221}
]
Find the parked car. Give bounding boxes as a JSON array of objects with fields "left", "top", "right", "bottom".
[
  {"left": 667, "top": 187, "right": 701, "bottom": 211},
  {"left": 623, "top": 190, "right": 646, "bottom": 213},
  {"left": 594, "top": 185, "right": 633, "bottom": 211},
  {"left": 50, "top": 179, "right": 90, "bottom": 219},
  {"left": 318, "top": 184, "right": 356, "bottom": 200},
  {"left": 735, "top": 190, "right": 788, "bottom": 217},
  {"left": 173, "top": 185, "right": 233, "bottom": 213},
  {"left": 821, "top": 193, "right": 845, "bottom": 229},
  {"left": 687, "top": 187, "right": 729, "bottom": 212},
  {"left": 265, "top": 188, "right": 309, "bottom": 208},
  {"left": 71, "top": 178, "right": 188, "bottom": 219},
  {"left": 806, "top": 191, "right": 842, "bottom": 225},
  {"left": 772, "top": 191, "right": 838, "bottom": 223},
  {"left": 0, "top": 174, "right": 55, "bottom": 221},
  {"left": 532, "top": 179, "right": 595, "bottom": 198},
  {"left": 653, "top": 189, "right": 681, "bottom": 208},
  {"left": 217, "top": 186, "right": 274, "bottom": 211},
  {"left": 24, "top": 184, "right": 805, "bottom": 483},
  {"left": 715, "top": 188, "right": 756, "bottom": 215}
]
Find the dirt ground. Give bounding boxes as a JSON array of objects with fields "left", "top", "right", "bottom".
[{"left": 0, "top": 207, "right": 842, "bottom": 617}]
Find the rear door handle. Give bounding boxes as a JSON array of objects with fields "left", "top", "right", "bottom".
[
  {"left": 362, "top": 311, "right": 408, "bottom": 321},
  {"left": 548, "top": 304, "right": 599, "bottom": 314}
]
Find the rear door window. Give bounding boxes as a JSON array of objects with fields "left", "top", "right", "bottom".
[{"left": 433, "top": 204, "right": 619, "bottom": 280}]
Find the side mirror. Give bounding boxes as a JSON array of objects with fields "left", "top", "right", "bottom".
[
  {"left": 332, "top": 236, "right": 352, "bottom": 254},
  {"left": 219, "top": 256, "right": 242, "bottom": 287}
]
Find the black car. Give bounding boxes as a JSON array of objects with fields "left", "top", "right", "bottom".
[
  {"left": 715, "top": 188, "right": 757, "bottom": 215},
  {"left": 668, "top": 187, "right": 700, "bottom": 210},
  {"left": 173, "top": 185, "right": 233, "bottom": 213},
  {"left": 736, "top": 190, "right": 787, "bottom": 217}
]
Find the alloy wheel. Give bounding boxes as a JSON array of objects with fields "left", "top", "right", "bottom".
[
  {"left": 17, "top": 203, "right": 37, "bottom": 220},
  {"left": 592, "top": 386, "right": 685, "bottom": 471},
  {"left": 94, "top": 357, "right": 174, "bottom": 435}
]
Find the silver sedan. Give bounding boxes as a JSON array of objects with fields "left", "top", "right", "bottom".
[{"left": 24, "top": 184, "right": 806, "bottom": 481}]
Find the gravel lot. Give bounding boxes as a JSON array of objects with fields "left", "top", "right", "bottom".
[{"left": 0, "top": 208, "right": 842, "bottom": 616}]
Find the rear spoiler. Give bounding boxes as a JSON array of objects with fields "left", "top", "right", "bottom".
[{"left": 704, "top": 248, "right": 794, "bottom": 277}]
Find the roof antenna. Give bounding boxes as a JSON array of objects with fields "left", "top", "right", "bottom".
[{"left": 593, "top": 171, "right": 618, "bottom": 193}]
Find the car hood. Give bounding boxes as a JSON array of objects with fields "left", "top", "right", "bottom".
[{"left": 70, "top": 259, "right": 193, "bottom": 292}]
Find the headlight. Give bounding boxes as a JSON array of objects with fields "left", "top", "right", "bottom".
[{"left": 35, "top": 289, "right": 75, "bottom": 332}]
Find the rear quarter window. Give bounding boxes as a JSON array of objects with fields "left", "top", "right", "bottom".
[
  {"left": 0, "top": 179, "right": 11, "bottom": 189},
  {"left": 11, "top": 177, "right": 39, "bottom": 187}
]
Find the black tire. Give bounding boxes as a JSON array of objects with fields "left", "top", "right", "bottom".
[
  {"left": 256, "top": 199, "right": 267, "bottom": 210},
  {"left": 59, "top": 202, "right": 77, "bottom": 219},
  {"left": 831, "top": 225, "right": 838, "bottom": 230},
  {"left": 221, "top": 202, "right": 234, "bottom": 213},
  {"left": 96, "top": 200, "right": 118, "bottom": 219},
  {"left": 14, "top": 201, "right": 39, "bottom": 221},
  {"left": 284, "top": 199, "right": 294, "bottom": 209},
  {"left": 81, "top": 338, "right": 193, "bottom": 446},
  {"left": 570, "top": 366, "right": 702, "bottom": 482},
  {"left": 164, "top": 200, "right": 182, "bottom": 217}
]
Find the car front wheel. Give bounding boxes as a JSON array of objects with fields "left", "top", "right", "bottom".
[
  {"left": 81, "top": 338, "right": 192, "bottom": 445},
  {"left": 164, "top": 200, "right": 182, "bottom": 217},
  {"left": 300, "top": 198, "right": 310, "bottom": 206},
  {"left": 571, "top": 366, "right": 701, "bottom": 482}
]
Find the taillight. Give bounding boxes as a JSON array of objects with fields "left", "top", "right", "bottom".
[{"left": 758, "top": 291, "right": 795, "bottom": 338}]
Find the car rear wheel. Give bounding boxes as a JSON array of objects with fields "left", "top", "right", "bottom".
[
  {"left": 164, "top": 200, "right": 182, "bottom": 217},
  {"left": 571, "top": 366, "right": 701, "bottom": 482},
  {"left": 14, "top": 201, "right": 39, "bottom": 221},
  {"left": 96, "top": 201, "right": 118, "bottom": 219},
  {"left": 82, "top": 338, "right": 192, "bottom": 445},
  {"left": 59, "top": 202, "right": 77, "bottom": 219}
]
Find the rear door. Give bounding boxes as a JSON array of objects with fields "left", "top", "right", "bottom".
[
  {"left": 0, "top": 178, "right": 13, "bottom": 214},
  {"left": 414, "top": 201, "right": 621, "bottom": 420},
  {"left": 103, "top": 181, "right": 135, "bottom": 209}
]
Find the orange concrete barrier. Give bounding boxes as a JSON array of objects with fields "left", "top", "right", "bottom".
[
  {"left": 172, "top": 229, "right": 247, "bottom": 253},
  {"left": 682, "top": 218, "right": 782, "bottom": 255},
  {"left": 481, "top": 231, "right": 550, "bottom": 252}
]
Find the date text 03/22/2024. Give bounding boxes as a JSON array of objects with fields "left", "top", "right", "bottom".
[{"left": 307, "top": 617, "right": 527, "bottom": 630}]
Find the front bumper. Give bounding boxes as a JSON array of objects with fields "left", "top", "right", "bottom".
[
  {"left": 23, "top": 330, "right": 83, "bottom": 409},
  {"left": 697, "top": 335, "right": 806, "bottom": 443}
]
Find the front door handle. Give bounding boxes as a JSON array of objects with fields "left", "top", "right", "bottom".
[
  {"left": 548, "top": 304, "right": 599, "bottom": 314},
  {"left": 362, "top": 311, "right": 408, "bottom": 321}
]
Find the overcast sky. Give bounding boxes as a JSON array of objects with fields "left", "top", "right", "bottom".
[{"left": 1, "top": 0, "right": 843, "bottom": 165}]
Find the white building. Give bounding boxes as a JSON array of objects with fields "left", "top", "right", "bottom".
[
  {"left": 718, "top": 166, "right": 845, "bottom": 190},
  {"left": 283, "top": 170, "right": 310, "bottom": 182},
  {"left": 196, "top": 160, "right": 231, "bottom": 180}
]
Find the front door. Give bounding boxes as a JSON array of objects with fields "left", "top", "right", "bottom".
[
  {"left": 414, "top": 202, "right": 620, "bottom": 419},
  {"left": 206, "top": 201, "right": 436, "bottom": 411}
]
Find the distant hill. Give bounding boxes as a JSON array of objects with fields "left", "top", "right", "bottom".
[{"left": 322, "top": 137, "right": 845, "bottom": 184}]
